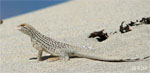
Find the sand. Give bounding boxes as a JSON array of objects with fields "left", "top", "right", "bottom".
[{"left": 0, "top": 0, "right": 150, "bottom": 73}]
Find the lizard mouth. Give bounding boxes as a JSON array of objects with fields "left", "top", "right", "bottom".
[
  {"left": 17, "top": 25, "right": 22, "bottom": 30},
  {"left": 17, "top": 24, "right": 25, "bottom": 30}
]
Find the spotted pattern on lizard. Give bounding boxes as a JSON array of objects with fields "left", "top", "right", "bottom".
[{"left": 17, "top": 24, "right": 150, "bottom": 62}]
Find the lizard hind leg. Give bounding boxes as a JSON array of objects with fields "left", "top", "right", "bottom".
[
  {"left": 37, "top": 50, "right": 43, "bottom": 61},
  {"left": 59, "top": 53, "right": 70, "bottom": 62}
]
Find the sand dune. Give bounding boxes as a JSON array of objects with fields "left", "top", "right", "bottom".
[{"left": 0, "top": 0, "right": 150, "bottom": 73}]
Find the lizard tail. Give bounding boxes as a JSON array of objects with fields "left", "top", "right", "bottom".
[{"left": 74, "top": 49, "right": 150, "bottom": 62}]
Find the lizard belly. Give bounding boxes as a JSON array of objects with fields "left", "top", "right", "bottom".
[{"left": 32, "top": 43, "right": 54, "bottom": 55}]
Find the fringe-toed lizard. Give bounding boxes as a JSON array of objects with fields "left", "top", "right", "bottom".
[{"left": 17, "top": 24, "right": 150, "bottom": 62}]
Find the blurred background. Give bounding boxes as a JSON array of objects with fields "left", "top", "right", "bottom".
[{"left": 0, "top": 0, "right": 70, "bottom": 19}]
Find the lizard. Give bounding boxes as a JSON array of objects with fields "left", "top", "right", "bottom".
[{"left": 17, "top": 23, "right": 150, "bottom": 62}]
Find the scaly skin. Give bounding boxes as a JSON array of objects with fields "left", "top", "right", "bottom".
[{"left": 17, "top": 24, "right": 149, "bottom": 62}]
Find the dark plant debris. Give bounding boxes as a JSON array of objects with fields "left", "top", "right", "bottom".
[
  {"left": 119, "top": 17, "right": 150, "bottom": 33},
  {"left": 109, "top": 31, "right": 117, "bottom": 35},
  {"left": 88, "top": 16, "right": 149, "bottom": 42},
  {"left": 140, "top": 17, "right": 150, "bottom": 24},
  {"left": 128, "top": 17, "right": 150, "bottom": 26},
  {"left": 128, "top": 21, "right": 136, "bottom": 26},
  {"left": 89, "top": 29, "right": 109, "bottom": 42},
  {"left": 96, "top": 33, "right": 109, "bottom": 42},
  {"left": 88, "top": 29, "right": 104, "bottom": 38},
  {"left": 120, "top": 21, "right": 132, "bottom": 33}
]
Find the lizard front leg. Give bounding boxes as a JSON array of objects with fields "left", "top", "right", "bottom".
[
  {"left": 59, "top": 52, "right": 70, "bottom": 62},
  {"left": 37, "top": 50, "right": 43, "bottom": 61},
  {"left": 32, "top": 43, "right": 43, "bottom": 61}
]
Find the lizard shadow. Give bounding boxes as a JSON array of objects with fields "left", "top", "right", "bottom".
[
  {"left": 29, "top": 55, "right": 57, "bottom": 61},
  {"left": 29, "top": 55, "right": 79, "bottom": 61},
  {"left": 29, "top": 56, "right": 140, "bottom": 62}
]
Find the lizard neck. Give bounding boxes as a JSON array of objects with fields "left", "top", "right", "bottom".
[{"left": 28, "top": 28, "right": 43, "bottom": 40}]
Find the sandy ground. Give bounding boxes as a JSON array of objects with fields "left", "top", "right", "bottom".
[{"left": 0, "top": 0, "right": 150, "bottom": 73}]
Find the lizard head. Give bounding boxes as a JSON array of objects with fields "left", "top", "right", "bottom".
[{"left": 17, "top": 23, "right": 35, "bottom": 36}]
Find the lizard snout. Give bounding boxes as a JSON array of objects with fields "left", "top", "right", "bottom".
[{"left": 17, "top": 25, "right": 22, "bottom": 30}]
